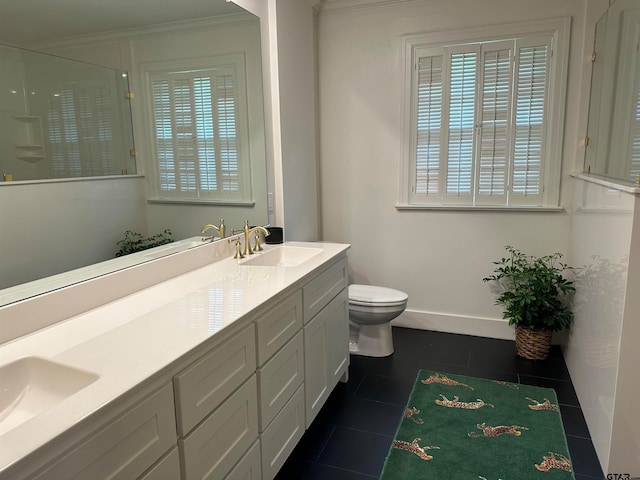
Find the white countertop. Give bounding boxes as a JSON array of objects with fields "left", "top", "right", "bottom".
[{"left": 0, "top": 241, "right": 349, "bottom": 475}]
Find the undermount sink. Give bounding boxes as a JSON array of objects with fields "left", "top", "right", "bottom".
[
  {"left": 240, "top": 246, "right": 323, "bottom": 267},
  {"left": 0, "top": 357, "right": 99, "bottom": 435}
]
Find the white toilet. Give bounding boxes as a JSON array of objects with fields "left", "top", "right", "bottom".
[{"left": 348, "top": 284, "right": 408, "bottom": 357}]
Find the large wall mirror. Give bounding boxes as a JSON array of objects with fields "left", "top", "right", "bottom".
[
  {"left": 585, "top": 0, "right": 640, "bottom": 183},
  {"left": 0, "top": 0, "right": 269, "bottom": 306}
]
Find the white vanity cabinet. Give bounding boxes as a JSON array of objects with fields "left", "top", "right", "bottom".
[
  {"left": 0, "top": 246, "right": 350, "bottom": 480},
  {"left": 302, "top": 258, "right": 349, "bottom": 427}
]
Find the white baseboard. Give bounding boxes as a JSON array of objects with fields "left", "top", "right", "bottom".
[{"left": 391, "top": 309, "right": 516, "bottom": 341}]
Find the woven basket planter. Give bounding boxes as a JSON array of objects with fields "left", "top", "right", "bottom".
[{"left": 515, "top": 325, "right": 552, "bottom": 360}]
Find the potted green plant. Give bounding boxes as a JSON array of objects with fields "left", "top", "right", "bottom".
[{"left": 483, "top": 246, "right": 575, "bottom": 360}]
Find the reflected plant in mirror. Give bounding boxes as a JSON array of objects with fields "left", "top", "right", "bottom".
[
  {"left": 585, "top": 0, "right": 640, "bottom": 184},
  {"left": 115, "top": 229, "right": 173, "bottom": 257}
]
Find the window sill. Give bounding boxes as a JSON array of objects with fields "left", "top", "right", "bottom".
[
  {"left": 395, "top": 204, "right": 565, "bottom": 212},
  {"left": 147, "top": 198, "right": 255, "bottom": 207}
]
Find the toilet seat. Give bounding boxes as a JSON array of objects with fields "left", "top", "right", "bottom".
[{"left": 348, "top": 284, "right": 408, "bottom": 307}]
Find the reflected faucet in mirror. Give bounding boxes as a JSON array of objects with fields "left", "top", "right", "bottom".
[{"left": 201, "top": 219, "right": 226, "bottom": 241}]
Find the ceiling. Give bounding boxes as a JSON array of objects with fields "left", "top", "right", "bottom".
[{"left": 0, "top": 0, "right": 246, "bottom": 45}]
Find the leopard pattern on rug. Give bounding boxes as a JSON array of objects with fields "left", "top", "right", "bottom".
[
  {"left": 403, "top": 406, "right": 424, "bottom": 424},
  {"left": 493, "top": 380, "right": 519, "bottom": 390},
  {"left": 526, "top": 397, "right": 559, "bottom": 411},
  {"left": 534, "top": 452, "right": 573, "bottom": 472},
  {"left": 391, "top": 438, "right": 439, "bottom": 460},
  {"left": 421, "top": 372, "right": 474, "bottom": 390},
  {"left": 468, "top": 423, "right": 528, "bottom": 438},
  {"left": 435, "top": 394, "right": 494, "bottom": 409}
]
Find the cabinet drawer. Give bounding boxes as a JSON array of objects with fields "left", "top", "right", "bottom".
[
  {"left": 33, "top": 384, "right": 176, "bottom": 480},
  {"left": 138, "top": 448, "right": 180, "bottom": 480},
  {"left": 174, "top": 324, "right": 256, "bottom": 435},
  {"left": 224, "top": 440, "right": 262, "bottom": 480},
  {"left": 302, "top": 257, "right": 347, "bottom": 324},
  {"left": 260, "top": 386, "right": 305, "bottom": 480},
  {"left": 179, "top": 376, "right": 259, "bottom": 480},
  {"left": 255, "top": 289, "right": 303, "bottom": 366},
  {"left": 257, "top": 331, "right": 304, "bottom": 431}
]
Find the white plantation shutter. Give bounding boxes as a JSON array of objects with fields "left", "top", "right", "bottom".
[
  {"left": 510, "top": 36, "right": 550, "bottom": 205},
  {"left": 48, "top": 89, "right": 81, "bottom": 177},
  {"left": 629, "top": 83, "right": 640, "bottom": 179},
  {"left": 194, "top": 77, "right": 216, "bottom": 191},
  {"left": 409, "top": 33, "right": 555, "bottom": 207},
  {"left": 216, "top": 74, "right": 240, "bottom": 192},
  {"left": 152, "top": 80, "right": 175, "bottom": 191},
  {"left": 150, "top": 66, "right": 244, "bottom": 201},
  {"left": 476, "top": 41, "right": 513, "bottom": 205},
  {"left": 46, "top": 82, "right": 115, "bottom": 178},
  {"left": 415, "top": 53, "right": 444, "bottom": 196},
  {"left": 444, "top": 46, "right": 478, "bottom": 203}
]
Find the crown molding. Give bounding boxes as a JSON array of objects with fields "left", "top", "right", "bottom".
[
  {"left": 317, "top": 0, "right": 424, "bottom": 15},
  {"left": 28, "top": 11, "right": 258, "bottom": 50}
]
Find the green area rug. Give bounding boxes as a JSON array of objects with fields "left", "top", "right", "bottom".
[{"left": 381, "top": 370, "right": 575, "bottom": 479}]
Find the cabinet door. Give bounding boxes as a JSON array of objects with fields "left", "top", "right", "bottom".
[
  {"left": 33, "top": 384, "right": 176, "bottom": 480},
  {"left": 303, "top": 306, "right": 329, "bottom": 428},
  {"left": 303, "top": 288, "right": 348, "bottom": 428},
  {"left": 260, "top": 386, "right": 305, "bottom": 480},
  {"left": 179, "top": 376, "right": 258, "bottom": 480},
  {"left": 325, "top": 288, "right": 349, "bottom": 386}
]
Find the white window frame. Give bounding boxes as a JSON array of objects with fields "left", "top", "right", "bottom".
[
  {"left": 140, "top": 54, "right": 252, "bottom": 204},
  {"left": 398, "top": 18, "right": 570, "bottom": 209}
]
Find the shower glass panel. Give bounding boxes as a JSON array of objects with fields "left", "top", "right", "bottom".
[{"left": 0, "top": 45, "right": 136, "bottom": 182}]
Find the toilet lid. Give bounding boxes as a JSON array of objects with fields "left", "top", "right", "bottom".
[{"left": 348, "top": 284, "right": 408, "bottom": 307}]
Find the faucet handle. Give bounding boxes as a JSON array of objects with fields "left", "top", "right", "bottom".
[
  {"left": 232, "top": 240, "right": 245, "bottom": 259},
  {"left": 253, "top": 232, "right": 264, "bottom": 252}
]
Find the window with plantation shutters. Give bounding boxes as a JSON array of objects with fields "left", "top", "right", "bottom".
[
  {"left": 403, "top": 21, "right": 569, "bottom": 208},
  {"left": 146, "top": 56, "right": 250, "bottom": 203},
  {"left": 46, "top": 82, "right": 117, "bottom": 178}
]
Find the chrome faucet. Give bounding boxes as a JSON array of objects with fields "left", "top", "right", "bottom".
[
  {"left": 201, "top": 219, "right": 226, "bottom": 241},
  {"left": 234, "top": 220, "right": 270, "bottom": 256}
]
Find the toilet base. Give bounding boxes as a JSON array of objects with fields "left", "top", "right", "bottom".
[{"left": 349, "top": 322, "right": 394, "bottom": 357}]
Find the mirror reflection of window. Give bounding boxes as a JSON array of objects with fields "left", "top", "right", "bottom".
[
  {"left": 47, "top": 82, "right": 117, "bottom": 177},
  {"left": 629, "top": 67, "right": 640, "bottom": 180},
  {"left": 146, "top": 56, "right": 251, "bottom": 203}
]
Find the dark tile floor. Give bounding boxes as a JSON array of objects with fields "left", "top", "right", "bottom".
[{"left": 275, "top": 326, "right": 604, "bottom": 480}]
